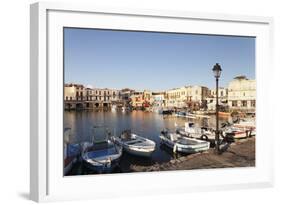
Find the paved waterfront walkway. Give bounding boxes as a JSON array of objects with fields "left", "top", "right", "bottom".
[{"left": 130, "top": 138, "right": 255, "bottom": 172}]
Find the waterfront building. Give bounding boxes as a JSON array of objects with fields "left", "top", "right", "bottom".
[
  {"left": 64, "top": 83, "right": 86, "bottom": 109},
  {"left": 207, "top": 87, "right": 228, "bottom": 111},
  {"left": 64, "top": 83, "right": 86, "bottom": 101},
  {"left": 120, "top": 88, "right": 135, "bottom": 101},
  {"left": 130, "top": 91, "right": 144, "bottom": 108},
  {"left": 186, "top": 85, "right": 209, "bottom": 103},
  {"left": 119, "top": 88, "right": 135, "bottom": 107},
  {"left": 227, "top": 76, "right": 256, "bottom": 113},
  {"left": 87, "top": 88, "right": 121, "bottom": 108},
  {"left": 64, "top": 83, "right": 121, "bottom": 109},
  {"left": 165, "top": 87, "right": 187, "bottom": 108},
  {"left": 165, "top": 85, "right": 209, "bottom": 109},
  {"left": 152, "top": 92, "right": 165, "bottom": 108},
  {"left": 143, "top": 90, "right": 153, "bottom": 107},
  {"left": 64, "top": 77, "right": 256, "bottom": 113}
]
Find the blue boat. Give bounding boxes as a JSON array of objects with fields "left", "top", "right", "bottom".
[
  {"left": 64, "top": 128, "right": 81, "bottom": 175},
  {"left": 81, "top": 126, "right": 122, "bottom": 173}
]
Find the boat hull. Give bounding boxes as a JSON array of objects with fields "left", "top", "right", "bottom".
[
  {"left": 83, "top": 158, "right": 120, "bottom": 173},
  {"left": 160, "top": 135, "right": 210, "bottom": 154},
  {"left": 81, "top": 142, "right": 123, "bottom": 173},
  {"left": 124, "top": 147, "right": 154, "bottom": 157},
  {"left": 113, "top": 134, "right": 156, "bottom": 157},
  {"left": 177, "top": 129, "right": 216, "bottom": 142}
]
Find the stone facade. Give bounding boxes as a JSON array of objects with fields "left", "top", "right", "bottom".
[
  {"left": 130, "top": 91, "right": 144, "bottom": 108},
  {"left": 64, "top": 84, "right": 121, "bottom": 109},
  {"left": 207, "top": 87, "right": 228, "bottom": 111},
  {"left": 152, "top": 92, "right": 165, "bottom": 108},
  {"left": 227, "top": 76, "right": 256, "bottom": 113},
  {"left": 64, "top": 77, "right": 256, "bottom": 113},
  {"left": 165, "top": 86, "right": 209, "bottom": 109}
]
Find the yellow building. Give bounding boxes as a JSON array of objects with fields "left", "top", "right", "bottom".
[
  {"left": 227, "top": 76, "right": 256, "bottom": 112},
  {"left": 185, "top": 85, "right": 209, "bottom": 102},
  {"left": 165, "top": 86, "right": 209, "bottom": 108},
  {"left": 64, "top": 83, "right": 86, "bottom": 109},
  {"left": 64, "top": 84, "right": 121, "bottom": 109},
  {"left": 64, "top": 83, "right": 85, "bottom": 101},
  {"left": 165, "top": 87, "right": 187, "bottom": 108}
]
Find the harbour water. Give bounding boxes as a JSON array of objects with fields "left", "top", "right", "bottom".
[{"left": 64, "top": 110, "right": 229, "bottom": 174}]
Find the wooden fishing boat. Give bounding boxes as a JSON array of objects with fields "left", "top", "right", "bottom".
[
  {"left": 176, "top": 122, "right": 216, "bottom": 142},
  {"left": 81, "top": 126, "right": 122, "bottom": 173},
  {"left": 113, "top": 130, "right": 156, "bottom": 157},
  {"left": 159, "top": 130, "right": 210, "bottom": 154}
]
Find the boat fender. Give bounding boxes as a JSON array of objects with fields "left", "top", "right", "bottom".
[{"left": 200, "top": 135, "right": 209, "bottom": 141}]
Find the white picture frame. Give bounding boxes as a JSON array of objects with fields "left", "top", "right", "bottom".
[{"left": 30, "top": 2, "right": 274, "bottom": 202}]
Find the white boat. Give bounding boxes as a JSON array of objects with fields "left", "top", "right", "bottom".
[
  {"left": 81, "top": 126, "right": 122, "bottom": 173},
  {"left": 174, "top": 111, "right": 210, "bottom": 119},
  {"left": 176, "top": 122, "right": 216, "bottom": 142},
  {"left": 221, "top": 118, "right": 256, "bottom": 139},
  {"left": 113, "top": 130, "right": 156, "bottom": 157},
  {"left": 177, "top": 121, "right": 254, "bottom": 141},
  {"left": 174, "top": 111, "right": 196, "bottom": 119},
  {"left": 223, "top": 126, "right": 254, "bottom": 139},
  {"left": 232, "top": 118, "right": 256, "bottom": 136},
  {"left": 63, "top": 128, "right": 81, "bottom": 175},
  {"left": 159, "top": 130, "right": 210, "bottom": 153}
]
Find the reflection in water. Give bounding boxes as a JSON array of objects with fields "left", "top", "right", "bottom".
[{"left": 64, "top": 110, "right": 228, "bottom": 164}]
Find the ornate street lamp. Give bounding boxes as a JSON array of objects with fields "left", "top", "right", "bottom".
[{"left": 212, "top": 63, "right": 222, "bottom": 153}]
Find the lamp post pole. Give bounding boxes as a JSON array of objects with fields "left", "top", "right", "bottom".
[
  {"left": 212, "top": 63, "right": 222, "bottom": 154},
  {"left": 215, "top": 77, "right": 219, "bottom": 153}
]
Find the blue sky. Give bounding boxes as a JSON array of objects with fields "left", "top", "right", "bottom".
[{"left": 64, "top": 28, "right": 255, "bottom": 91}]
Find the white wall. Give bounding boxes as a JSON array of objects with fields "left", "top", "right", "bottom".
[{"left": 0, "top": 0, "right": 280, "bottom": 205}]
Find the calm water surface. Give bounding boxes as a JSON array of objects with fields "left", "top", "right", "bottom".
[{"left": 64, "top": 110, "right": 228, "bottom": 173}]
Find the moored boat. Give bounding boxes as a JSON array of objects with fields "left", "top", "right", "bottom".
[
  {"left": 218, "top": 111, "right": 231, "bottom": 117},
  {"left": 159, "top": 130, "right": 210, "bottom": 154},
  {"left": 63, "top": 128, "right": 81, "bottom": 175},
  {"left": 223, "top": 126, "right": 254, "bottom": 139},
  {"left": 232, "top": 118, "right": 256, "bottom": 135},
  {"left": 81, "top": 126, "right": 122, "bottom": 173},
  {"left": 113, "top": 130, "right": 156, "bottom": 157},
  {"left": 221, "top": 118, "right": 256, "bottom": 138},
  {"left": 162, "top": 109, "right": 173, "bottom": 115},
  {"left": 176, "top": 122, "right": 216, "bottom": 142},
  {"left": 174, "top": 111, "right": 196, "bottom": 119}
]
